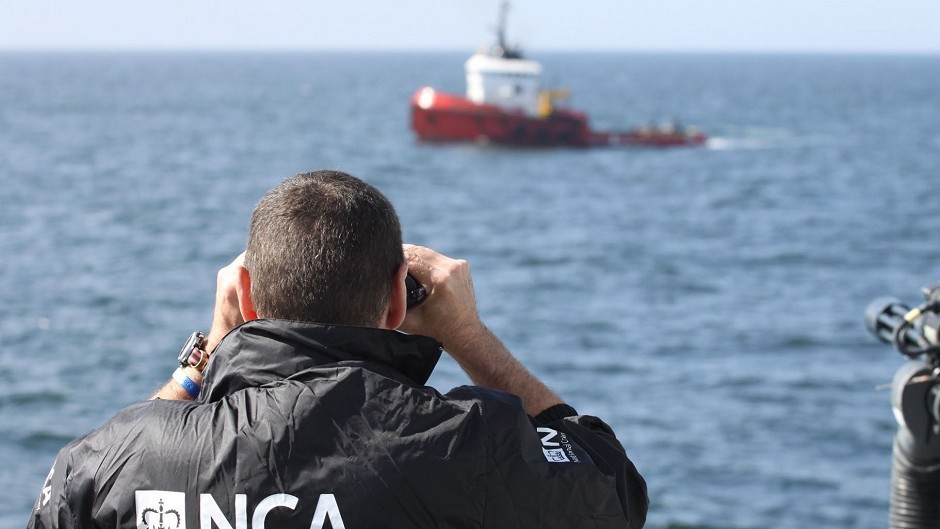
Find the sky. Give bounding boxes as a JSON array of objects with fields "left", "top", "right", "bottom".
[{"left": 1, "top": 0, "right": 939, "bottom": 54}]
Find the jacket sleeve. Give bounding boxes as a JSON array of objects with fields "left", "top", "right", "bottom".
[
  {"left": 476, "top": 391, "right": 648, "bottom": 529},
  {"left": 27, "top": 449, "right": 75, "bottom": 529}
]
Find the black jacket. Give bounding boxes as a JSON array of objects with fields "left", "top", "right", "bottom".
[{"left": 28, "top": 320, "right": 647, "bottom": 529}]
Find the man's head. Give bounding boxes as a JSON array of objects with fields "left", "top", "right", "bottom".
[{"left": 244, "top": 170, "right": 405, "bottom": 328}]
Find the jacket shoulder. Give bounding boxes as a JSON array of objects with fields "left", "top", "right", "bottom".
[
  {"left": 441, "top": 387, "right": 648, "bottom": 529},
  {"left": 29, "top": 399, "right": 195, "bottom": 528}
]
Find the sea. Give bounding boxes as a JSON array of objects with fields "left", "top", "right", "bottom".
[{"left": 1, "top": 51, "right": 939, "bottom": 529}]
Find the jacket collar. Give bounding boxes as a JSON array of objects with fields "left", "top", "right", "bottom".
[{"left": 198, "top": 319, "right": 443, "bottom": 403}]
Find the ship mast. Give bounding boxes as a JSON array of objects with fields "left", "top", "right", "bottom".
[{"left": 493, "top": 0, "right": 522, "bottom": 59}]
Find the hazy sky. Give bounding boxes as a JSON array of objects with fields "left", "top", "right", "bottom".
[{"left": 2, "top": 0, "right": 939, "bottom": 54}]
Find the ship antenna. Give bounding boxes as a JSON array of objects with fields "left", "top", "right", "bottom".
[{"left": 496, "top": 0, "right": 509, "bottom": 52}]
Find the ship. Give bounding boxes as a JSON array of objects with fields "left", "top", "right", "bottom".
[{"left": 410, "top": 1, "right": 706, "bottom": 148}]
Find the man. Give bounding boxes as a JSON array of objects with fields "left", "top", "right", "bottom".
[{"left": 29, "top": 170, "right": 647, "bottom": 529}]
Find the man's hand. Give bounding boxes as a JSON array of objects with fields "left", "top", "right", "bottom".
[
  {"left": 399, "top": 244, "right": 486, "bottom": 350},
  {"left": 204, "top": 252, "right": 248, "bottom": 353},
  {"left": 400, "top": 244, "right": 563, "bottom": 416}
]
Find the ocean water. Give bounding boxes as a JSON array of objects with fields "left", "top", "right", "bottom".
[{"left": 2, "top": 51, "right": 939, "bottom": 528}]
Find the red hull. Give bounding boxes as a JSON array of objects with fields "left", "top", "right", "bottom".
[
  {"left": 411, "top": 88, "right": 591, "bottom": 147},
  {"left": 410, "top": 88, "right": 706, "bottom": 148}
]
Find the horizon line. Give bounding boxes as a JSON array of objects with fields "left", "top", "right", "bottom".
[{"left": 1, "top": 46, "right": 939, "bottom": 56}]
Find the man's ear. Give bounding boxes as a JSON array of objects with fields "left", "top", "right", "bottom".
[
  {"left": 381, "top": 262, "right": 409, "bottom": 330},
  {"left": 235, "top": 265, "right": 258, "bottom": 321}
]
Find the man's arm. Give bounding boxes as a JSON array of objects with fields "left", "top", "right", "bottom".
[
  {"left": 399, "top": 244, "right": 563, "bottom": 416},
  {"left": 401, "top": 247, "right": 648, "bottom": 527},
  {"left": 150, "top": 253, "right": 247, "bottom": 400},
  {"left": 405, "top": 246, "right": 650, "bottom": 527}
]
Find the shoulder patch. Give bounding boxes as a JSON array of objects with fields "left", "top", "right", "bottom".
[{"left": 536, "top": 427, "right": 581, "bottom": 463}]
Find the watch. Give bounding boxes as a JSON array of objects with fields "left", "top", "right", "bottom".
[{"left": 177, "top": 331, "right": 209, "bottom": 372}]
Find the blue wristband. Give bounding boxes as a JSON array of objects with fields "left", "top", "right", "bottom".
[{"left": 172, "top": 367, "right": 201, "bottom": 399}]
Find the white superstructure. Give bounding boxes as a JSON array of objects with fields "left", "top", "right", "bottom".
[{"left": 464, "top": 53, "right": 543, "bottom": 117}]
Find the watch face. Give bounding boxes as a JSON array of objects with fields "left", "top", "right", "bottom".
[{"left": 177, "top": 332, "right": 206, "bottom": 367}]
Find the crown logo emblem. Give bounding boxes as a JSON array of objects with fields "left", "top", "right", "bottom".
[{"left": 141, "top": 499, "right": 181, "bottom": 529}]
